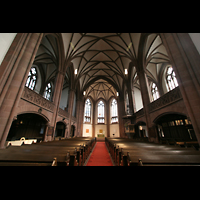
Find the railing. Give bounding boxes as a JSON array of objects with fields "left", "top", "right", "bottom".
[
  {"left": 21, "top": 87, "right": 55, "bottom": 112},
  {"left": 58, "top": 107, "right": 69, "bottom": 118},
  {"left": 135, "top": 87, "right": 183, "bottom": 117},
  {"left": 148, "top": 87, "right": 182, "bottom": 113}
]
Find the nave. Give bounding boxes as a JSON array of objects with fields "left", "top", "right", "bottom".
[
  {"left": 1, "top": 137, "right": 200, "bottom": 166},
  {"left": 85, "top": 141, "right": 113, "bottom": 166}
]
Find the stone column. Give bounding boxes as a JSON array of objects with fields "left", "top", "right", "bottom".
[
  {"left": 161, "top": 33, "right": 200, "bottom": 145},
  {"left": 126, "top": 83, "right": 134, "bottom": 115},
  {"left": 50, "top": 71, "right": 65, "bottom": 140},
  {"left": 92, "top": 100, "right": 96, "bottom": 137},
  {"left": 0, "top": 33, "right": 43, "bottom": 148},
  {"left": 106, "top": 100, "right": 110, "bottom": 137},
  {"left": 76, "top": 95, "right": 84, "bottom": 137},
  {"left": 136, "top": 65, "right": 157, "bottom": 142},
  {"left": 118, "top": 96, "right": 126, "bottom": 138},
  {"left": 67, "top": 89, "right": 75, "bottom": 137}
]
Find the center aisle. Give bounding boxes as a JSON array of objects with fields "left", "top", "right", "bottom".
[{"left": 86, "top": 142, "right": 113, "bottom": 166}]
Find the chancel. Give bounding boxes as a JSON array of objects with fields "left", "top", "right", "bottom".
[{"left": 1, "top": 33, "right": 200, "bottom": 166}]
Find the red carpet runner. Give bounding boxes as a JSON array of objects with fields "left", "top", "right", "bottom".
[{"left": 86, "top": 142, "right": 113, "bottom": 166}]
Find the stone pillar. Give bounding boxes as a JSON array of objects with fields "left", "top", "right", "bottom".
[
  {"left": 161, "top": 33, "right": 200, "bottom": 145},
  {"left": 118, "top": 96, "right": 126, "bottom": 138},
  {"left": 76, "top": 95, "right": 84, "bottom": 137},
  {"left": 136, "top": 65, "right": 157, "bottom": 142},
  {"left": 92, "top": 100, "right": 96, "bottom": 137},
  {"left": 127, "top": 83, "right": 134, "bottom": 115},
  {"left": 0, "top": 33, "right": 43, "bottom": 148},
  {"left": 67, "top": 89, "right": 75, "bottom": 137},
  {"left": 106, "top": 100, "right": 110, "bottom": 137},
  {"left": 50, "top": 71, "right": 65, "bottom": 140}
]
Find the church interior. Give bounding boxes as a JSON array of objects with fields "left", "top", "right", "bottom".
[{"left": 1, "top": 33, "right": 200, "bottom": 166}]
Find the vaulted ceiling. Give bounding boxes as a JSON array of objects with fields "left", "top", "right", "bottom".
[{"left": 61, "top": 33, "right": 170, "bottom": 101}]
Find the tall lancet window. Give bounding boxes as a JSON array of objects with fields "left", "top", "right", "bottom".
[
  {"left": 166, "top": 66, "right": 178, "bottom": 91},
  {"left": 26, "top": 67, "right": 37, "bottom": 90},
  {"left": 43, "top": 82, "right": 52, "bottom": 100},
  {"left": 151, "top": 82, "right": 160, "bottom": 101},
  {"left": 111, "top": 99, "right": 118, "bottom": 123},
  {"left": 84, "top": 99, "right": 91, "bottom": 123},
  {"left": 98, "top": 100, "right": 105, "bottom": 124},
  {"left": 125, "top": 91, "right": 129, "bottom": 114}
]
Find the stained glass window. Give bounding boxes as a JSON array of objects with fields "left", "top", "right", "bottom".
[
  {"left": 151, "top": 82, "right": 160, "bottom": 101},
  {"left": 43, "top": 82, "right": 52, "bottom": 100},
  {"left": 84, "top": 99, "right": 91, "bottom": 122},
  {"left": 166, "top": 66, "right": 178, "bottom": 91},
  {"left": 98, "top": 100, "right": 105, "bottom": 123},
  {"left": 26, "top": 67, "right": 37, "bottom": 90},
  {"left": 111, "top": 99, "right": 118, "bottom": 123}
]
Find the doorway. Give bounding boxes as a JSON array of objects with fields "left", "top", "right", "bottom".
[
  {"left": 70, "top": 125, "right": 75, "bottom": 137},
  {"left": 135, "top": 121, "right": 148, "bottom": 138},
  {"left": 154, "top": 113, "right": 197, "bottom": 142},
  {"left": 55, "top": 121, "right": 66, "bottom": 138}
]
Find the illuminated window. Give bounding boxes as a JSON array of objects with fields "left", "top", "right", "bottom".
[
  {"left": 166, "top": 66, "right": 178, "bottom": 91},
  {"left": 151, "top": 82, "right": 160, "bottom": 101},
  {"left": 125, "top": 91, "right": 129, "bottom": 114},
  {"left": 84, "top": 99, "right": 91, "bottom": 122},
  {"left": 43, "top": 82, "right": 52, "bottom": 100},
  {"left": 111, "top": 99, "right": 118, "bottom": 123},
  {"left": 98, "top": 100, "right": 105, "bottom": 124},
  {"left": 26, "top": 67, "right": 37, "bottom": 90}
]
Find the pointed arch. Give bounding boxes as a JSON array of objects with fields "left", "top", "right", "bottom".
[
  {"left": 110, "top": 98, "right": 118, "bottom": 123},
  {"left": 97, "top": 99, "right": 105, "bottom": 124},
  {"left": 84, "top": 98, "right": 92, "bottom": 123}
]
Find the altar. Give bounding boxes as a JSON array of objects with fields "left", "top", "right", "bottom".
[{"left": 97, "top": 134, "right": 105, "bottom": 138}]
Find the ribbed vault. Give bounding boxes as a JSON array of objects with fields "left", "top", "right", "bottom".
[{"left": 61, "top": 33, "right": 170, "bottom": 101}]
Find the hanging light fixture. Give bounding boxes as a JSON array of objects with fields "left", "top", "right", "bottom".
[{"left": 125, "top": 69, "right": 128, "bottom": 75}]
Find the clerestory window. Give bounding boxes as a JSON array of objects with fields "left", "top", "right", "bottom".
[
  {"left": 151, "top": 82, "right": 160, "bottom": 101},
  {"left": 26, "top": 67, "right": 37, "bottom": 90},
  {"left": 166, "top": 66, "right": 178, "bottom": 91},
  {"left": 84, "top": 99, "right": 91, "bottom": 123},
  {"left": 43, "top": 82, "right": 52, "bottom": 100},
  {"left": 111, "top": 99, "right": 118, "bottom": 123}
]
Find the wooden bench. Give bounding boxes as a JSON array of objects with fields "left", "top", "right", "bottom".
[
  {"left": 127, "top": 153, "right": 200, "bottom": 166},
  {"left": 105, "top": 137, "right": 200, "bottom": 166},
  {"left": 0, "top": 137, "right": 96, "bottom": 166}
]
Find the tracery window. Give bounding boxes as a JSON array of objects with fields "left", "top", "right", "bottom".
[
  {"left": 84, "top": 99, "right": 91, "bottom": 123},
  {"left": 43, "top": 82, "right": 52, "bottom": 100},
  {"left": 166, "top": 66, "right": 178, "bottom": 91},
  {"left": 125, "top": 91, "right": 129, "bottom": 114},
  {"left": 98, "top": 100, "right": 105, "bottom": 124},
  {"left": 111, "top": 99, "right": 118, "bottom": 123},
  {"left": 151, "top": 82, "right": 160, "bottom": 101},
  {"left": 26, "top": 67, "right": 37, "bottom": 90}
]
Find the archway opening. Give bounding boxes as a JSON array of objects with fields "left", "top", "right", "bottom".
[
  {"left": 135, "top": 121, "right": 148, "bottom": 139},
  {"left": 55, "top": 121, "right": 66, "bottom": 139},
  {"left": 7, "top": 113, "right": 47, "bottom": 142},
  {"left": 154, "top": 113, "right": 197, "bottom": 142},
  {"left": 70, "top": 125, "right": 75, "bottom": 137}
]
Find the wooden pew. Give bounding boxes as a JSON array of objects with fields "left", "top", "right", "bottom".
[
  {"left": 105, "top": 137, "right": 200, "bottom": 166},
  {"left": 0, "top": 137, "right": 96, "bottom": 166},
  {"left": 127, "top": 153, "right": 200, "bottom": 166}
]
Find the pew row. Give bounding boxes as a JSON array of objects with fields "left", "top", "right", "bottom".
[
  {"left": 0, "top": 137, "right": 96, "bottom": 166},
  {"left": 105, "top": 137, "right": 200, "bottom": 166}
]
